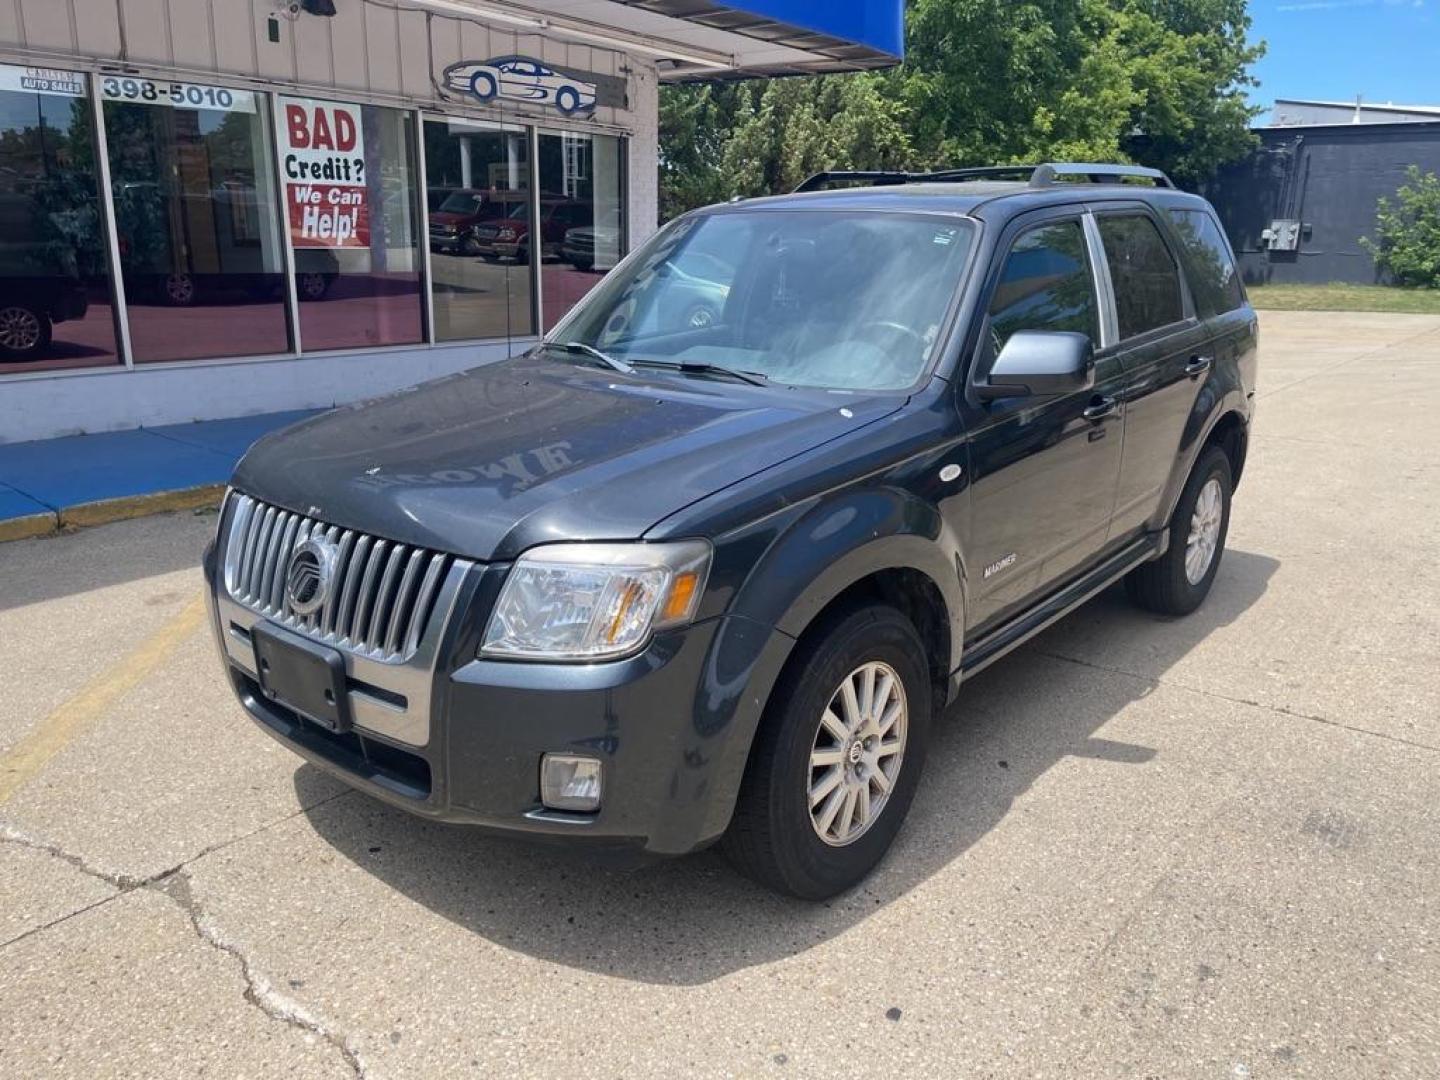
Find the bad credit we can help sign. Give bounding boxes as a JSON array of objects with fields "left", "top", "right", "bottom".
[{"left": 280, "top": 96, "right": 369, "bottom": 248}]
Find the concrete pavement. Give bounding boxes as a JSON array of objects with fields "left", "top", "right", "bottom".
[{"left": 1, "top": 310, "right": 1438, "bottom": 1078}]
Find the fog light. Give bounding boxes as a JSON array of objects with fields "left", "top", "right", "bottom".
[{"left": 541, "top": 754, "right": 602, "bottom": 813}]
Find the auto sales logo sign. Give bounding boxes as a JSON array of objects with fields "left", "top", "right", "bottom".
[{"left": 279, "top": 96, "right": 369, "bottom": 248}]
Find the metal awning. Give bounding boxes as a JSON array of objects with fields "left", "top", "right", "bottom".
[{"left": 400, "top": 1, "right": 905, "bottom": 79}]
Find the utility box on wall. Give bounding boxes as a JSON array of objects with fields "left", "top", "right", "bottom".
[{"left": 1262, "top": 219, "right": 1303, "bottom": 252}]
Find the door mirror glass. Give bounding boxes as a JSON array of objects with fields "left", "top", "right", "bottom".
[{"left": 978, "top": 330, "right": 1094, "bottom": 400}]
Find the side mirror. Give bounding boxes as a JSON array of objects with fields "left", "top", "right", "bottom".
[{"left": 976, "top": 330, "right": 1094, "bottom": 401}]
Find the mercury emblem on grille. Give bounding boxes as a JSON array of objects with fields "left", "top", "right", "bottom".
[{"left": 285, "top": 536, "right": 338, "bottom": 617}]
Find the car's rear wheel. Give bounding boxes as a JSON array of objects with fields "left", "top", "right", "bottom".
[
  {"left": 723, "top": 604, "right": 931, "bottom": 899},
  {"left": 556, "top": 87, "right": 580, "bottom": 114},
  {"left": 0, "top": 303, "right": 51, "bottom": 359},
  {"left": 1125, "top": 445, "right": 1233, "bottom": 615},
  {"left": 162, "top": 272, "right": 196, "bottom": 306},
  {"left": 297, "top": 271, "right": 331, "bottom": 302}
]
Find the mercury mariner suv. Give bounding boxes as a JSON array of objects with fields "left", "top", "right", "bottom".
[{"left": 204, "top": 163, "right": 1258, "bottom": 899}]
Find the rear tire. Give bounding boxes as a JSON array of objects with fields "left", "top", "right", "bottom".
[
  {"left": 0, "top": 303, "right": 51, "bottom": 359},
  {"left": 722, "top": 604, "right": 931, "bottom": 900},
  {"left": 1125, "top": 445, "right": 1232, "bottom": 616}
]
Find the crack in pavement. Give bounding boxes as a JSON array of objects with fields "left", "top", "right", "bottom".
[
  {"left": 158, "top": 871, "right": 369, "bottom": 1078},
  {"left": 0, "top": 792, "right": 367, "bottom": 1078},
  {"left": 1039, "top": 650, "right": 1440, "bottom": 755}
]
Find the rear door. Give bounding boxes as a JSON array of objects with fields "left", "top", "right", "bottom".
[
  {"left": 961, "top": 207, "right": 1126, "bottom": 634},
  {"left": 1092, "top": 206, "right": 1212, "bottom": 541}
]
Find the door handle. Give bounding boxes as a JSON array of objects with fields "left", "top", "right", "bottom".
[
  {"left": 1083, "top": 396, "right": 1118, "bottom": 422},
  {"left": 1186, "top": 355, "right": 1213, "bottom": 378}
]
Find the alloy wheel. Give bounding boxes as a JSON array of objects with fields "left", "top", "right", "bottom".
[
  {"left": 808, "top": 660, "right": 908, "bottom": 847},
  {"left": 0, "top": 306, "right": 42, "bottom": 353},
  {"left": 1185, "top": 476, "right": 1224, "bottom": 584}
]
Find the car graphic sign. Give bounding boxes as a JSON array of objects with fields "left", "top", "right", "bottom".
[{"left": 442, "top": 56, "right": 603, "bottom": 115}]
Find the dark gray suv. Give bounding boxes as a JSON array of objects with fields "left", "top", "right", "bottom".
[{"left": 204, "top": 163, "right": 1257, "bottom": 899}]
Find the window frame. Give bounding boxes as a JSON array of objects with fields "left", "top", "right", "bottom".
[
  {"left": 965, "top": 206, "right": 1108, "bottom": 400},
  {"left": 1164, "top": 206, "right": 1247, "bottom": 317},
  {"left": 1089, "top": 204, "right": 1198, "bottom": 348}
]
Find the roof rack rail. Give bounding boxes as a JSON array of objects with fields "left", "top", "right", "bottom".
[
  {"left": 792, "top": 162, "right": 1174, "bottom": 194},
  {"left": 1028, "top": 162, "right": 1175, "bottom": 188},
  {"left": 792, "top": 170, "right": 913, "bottom": 193}
]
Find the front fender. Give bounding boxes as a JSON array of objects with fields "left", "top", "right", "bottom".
[
  {"left": 732, "top": 492, "right": 965, "bottom": 678},
  {"left": 679, "top": 488, "right": 965, "bottom": 842}
]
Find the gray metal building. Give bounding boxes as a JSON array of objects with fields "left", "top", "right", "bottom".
[{"left": 1205, "top": 104, "right": 1440, "bottom": 286}]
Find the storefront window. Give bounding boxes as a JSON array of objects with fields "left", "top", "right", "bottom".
[
  {"left": 423, "top": 119, "right": 533, "bottom": 341},
  {"left": 103, "top": 81, "right": 289, "bottom": 363},
  {"left": 0, "top": 65, "right": 119, "bottom": 373},
  {"left": 280, "top": 98, "right": 423, "bottom": 351},
  {"left": 538, "top": 131, "right": 624, "bottom": 331}
]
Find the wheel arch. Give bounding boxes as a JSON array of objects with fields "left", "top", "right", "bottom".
[{"left": 690, "top": 493, "right": 966, "bottom": 846}]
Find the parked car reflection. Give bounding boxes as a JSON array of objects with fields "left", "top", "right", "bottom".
[
  {"left": 427, "top": 188, "right": 531, "bottom": 255},
  {"left": 0, "top": 192, "right": 89, "bottom": 361}
]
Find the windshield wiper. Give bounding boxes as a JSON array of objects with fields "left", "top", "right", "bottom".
[
  {"left": 630, "top": 359, "right": 769, "bottom": 387},
  {"left": 546, "top": 341, "right": 634, "bottom": 374}
]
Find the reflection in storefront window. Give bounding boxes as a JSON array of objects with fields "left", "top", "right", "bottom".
[
  {"left": 539, "top": 131, "right": 623, "bottom": 331},
  {"left": 423, "top": 119, "right": 533, "bottom": 341},
  {"left": 281, "top": 98, "right": 424, "bottom": 351},
  {"left": 104, "top": 89, "right": 290, "bottom": 363},
  {"left": 0, "top": 66, "right": 119, "bottom": 373}
]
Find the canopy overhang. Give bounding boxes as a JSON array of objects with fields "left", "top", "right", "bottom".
[{"left": 400, "top": 0, "right": 905, "bottom": 79}]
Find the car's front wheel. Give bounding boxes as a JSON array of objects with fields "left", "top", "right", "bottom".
[
  {"left": 0, "top": 303, "right": 51, "bottom": 359},
  {"left": 1125, "top": 445, "right": 1233, "bottom": 615},
  {"left": 723, "top": 604, "right": 931, "bottom": 899}
]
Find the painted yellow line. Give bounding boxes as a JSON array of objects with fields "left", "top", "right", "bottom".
[{"left": 0, "top": 592, "right": 208, "bottom": 806}]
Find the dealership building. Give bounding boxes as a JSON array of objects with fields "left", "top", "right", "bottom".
[{"left": 0, "top": 1, "right": 902, "bottom": 443}]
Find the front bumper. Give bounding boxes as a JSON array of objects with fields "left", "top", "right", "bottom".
[{"left": 203, "top": 538, "right": 791, "bottom": 857}]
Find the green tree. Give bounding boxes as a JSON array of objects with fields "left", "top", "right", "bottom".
[
  {"left": 658, "top": 0, "right": 1266, "bottom": 215},
  {"left": 1363, "top": 166, "right": 1440, "bottom": 288}
]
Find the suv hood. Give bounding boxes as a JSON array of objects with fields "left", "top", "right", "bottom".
[{"left": 232, "top": 354, "right": 903, "bottom": 562}]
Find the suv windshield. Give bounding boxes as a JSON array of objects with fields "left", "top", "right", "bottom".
[
  {"left": 554, "top": 210, "right": 977, "bottom": 391},
  {"left": 438, "top": 191, "right": 485, "bottom": 213}
]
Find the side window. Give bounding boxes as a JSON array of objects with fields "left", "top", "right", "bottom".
[
  {"left": 986, "top": 219, "right": 1099, "bottom": 357},
  {"left": 1096, "top": 214, "right": 1185, "bottom": 339},
  {"left": 1167, "top": 208, "right": 1244, "bottom": 315}
]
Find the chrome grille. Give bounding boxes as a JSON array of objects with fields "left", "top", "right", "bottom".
[{"left": 222, "top": 493, "right": 455, "bottom": 662}]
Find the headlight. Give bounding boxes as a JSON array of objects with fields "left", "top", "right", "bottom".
[
  {"left": 497, "top": 227, "right": 518, "bottom": 240},
  {"left": 481, "top": 541, "right": 711, "bottom": 661}
]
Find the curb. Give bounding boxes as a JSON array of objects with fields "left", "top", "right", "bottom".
[
  {"left": 0, "top": 484, "right": 225, "bottom": 544},
  {"left": 0, "top": 511, "right": 60, "bottom": 544}
]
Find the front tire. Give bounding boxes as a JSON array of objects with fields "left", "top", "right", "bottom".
[
  {"left": 1125, "top": 445, "right": 1233, "bottom": 615},
  {"left": 723, "top": 604, "right": 931, "bottom": 899}
]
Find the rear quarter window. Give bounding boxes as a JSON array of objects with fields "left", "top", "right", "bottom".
[{"left": 1167, "top": 208, "right": 1245, "bottom": 316}]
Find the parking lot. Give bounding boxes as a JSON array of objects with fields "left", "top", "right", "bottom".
[{"left": 2, "top": 310, "right": 1438, "bottom": 1078}]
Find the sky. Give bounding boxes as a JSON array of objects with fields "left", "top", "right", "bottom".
[{"left": 1247, "top": 0, "right": 1439, "bottom": 112}]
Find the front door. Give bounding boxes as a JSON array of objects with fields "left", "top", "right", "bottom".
[{"left": 959, "top": 210, "right": 1126, "bottom": 636}]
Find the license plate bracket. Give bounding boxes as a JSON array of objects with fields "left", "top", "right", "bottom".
[{"left": 252, "top": 623, "right": 352, "bottom": 734}]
